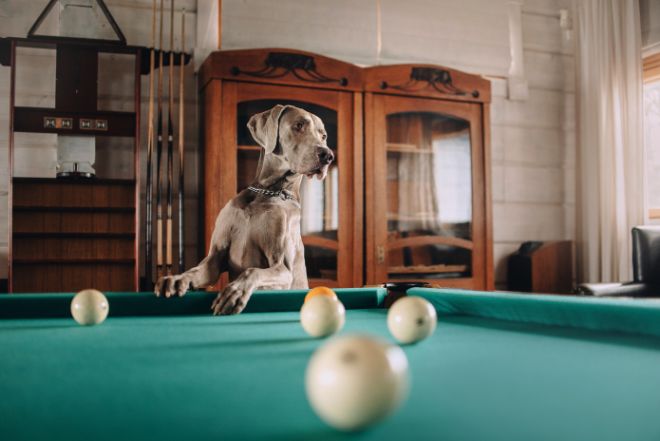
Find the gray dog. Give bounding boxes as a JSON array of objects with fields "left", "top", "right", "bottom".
[{"left": 155, "top": 105, "right": 334, "bottom": 314}]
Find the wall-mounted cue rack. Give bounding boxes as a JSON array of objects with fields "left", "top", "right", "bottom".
[{"left": 0, "top": 35, "right": 190, "bottom": 293}]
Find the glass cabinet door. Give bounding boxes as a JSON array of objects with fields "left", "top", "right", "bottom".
[
  {"left": 236, "top": 99, "right": 340, "bottom": 285},
  {"left": 368, "top": 94, "right": 485, "bottom": 287},
  {"left": 386, "top": 112, "right": 473, "bottom": 279}
]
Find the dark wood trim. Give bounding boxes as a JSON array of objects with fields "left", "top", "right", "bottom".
[
  {"left": 13, "top": 206, "right": 135, "bottom": 213},
  {"left": 8, "top": 41, "right": 15, "bottom": 293},
  {"left": 363, "top": 64, "right": 491, "bottom": 103},
  {"left": 134, "top": 47, "right": 142, "bottom": 291},
  {"left": 13, "top": 232, "right": 135, "bottom": 239},
  {"left": 12, "top": 177, "right": 135, "bottom": 186},
  {"left": 388, "top": 235, "right": 474, "bottom": 251},
  {"left": 7, "top": 37, "right": 141, "bottom": 54},
  {"left": 483, "top": 104, "right": 494, "bottom": 289},
  {"left": 352, "top": 92, "right": 364, "bottom": 287},
  {"left": 199, "top": 48, "right": 363, "bottom": 92},
  {"left": 302, "top": 236, "right": 339, "bottom": 251},
  {"left": 364, "top": 92, "right": 376, "bottom": 285},
  {"left": 0, "top": 278, "right": 7, "bottom": 293},
  {"left": 0, "top": 38, "right": 11, "bottom": 66},
  {"left": 13, "top": 258, "right": 135, "bottom": 265}
]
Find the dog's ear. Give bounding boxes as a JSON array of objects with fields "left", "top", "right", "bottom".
[{"left": 247, "top": 105, "right": 289, "bottom": 154}]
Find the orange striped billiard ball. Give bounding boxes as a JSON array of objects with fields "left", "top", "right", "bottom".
[{"left": 304, "top": 286, "right": 338, "bottom": 304}]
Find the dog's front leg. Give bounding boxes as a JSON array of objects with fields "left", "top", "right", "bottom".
[
  {"left": 155, "top": 206, "right": 232, "bottom": 297},
  {"left": 211, "top": 263, "right": 292, "bottom": 315}
]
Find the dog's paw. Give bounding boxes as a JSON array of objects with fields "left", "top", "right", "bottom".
[
  {"left": 155, "top": 274, "right": 192, "bottom": 298},
  {"left": 211, "top": 282, "right": 253, "bottom": 315}
]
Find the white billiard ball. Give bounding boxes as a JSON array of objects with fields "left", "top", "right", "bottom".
[
  {"left": 300, "top": 295, "right": 345, "bottom": 338},
  {"left": 387, "top": 296, "right": 437, "bottom": 344},
  {"left": 70, "top": 289, "right": 109, "bottom": 326},
  {"left": 305, "top": 334, "right": 409, "bottom": 431}
]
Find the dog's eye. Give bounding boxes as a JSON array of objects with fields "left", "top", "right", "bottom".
[
  {"left": 321, "top": 133, "right": 327, "bottom": 141},
  {"left": 294, "top": 121, "right": 305, "bottom": 131}
]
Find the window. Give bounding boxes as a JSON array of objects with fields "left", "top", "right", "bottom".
[{"left": 644, "top": 53, "right": 660, "bottom": 220}]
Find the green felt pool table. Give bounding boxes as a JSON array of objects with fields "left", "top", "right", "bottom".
[{"left": 2, "top": 287, "right": 660, "bottom": 441}]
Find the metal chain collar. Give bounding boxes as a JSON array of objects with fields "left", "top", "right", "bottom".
[{"left": 247, "top": 186, "right": 296, "bottom": 201}]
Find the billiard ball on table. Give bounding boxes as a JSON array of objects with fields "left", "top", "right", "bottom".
[
  {"left": 305, "top": 334, "right": 409, "bottom": 431},
  {"left": 304, "top": 286, "right": 339, "bottom": 303},
  {"left": 70, "top": 289, "right": 109, "bottom": 326},
  {"left": 387, "top": 296, "right": 437, "bottom": 344},
  {"left": 300, "top": 295, "right": 345, "bottom": 338}
]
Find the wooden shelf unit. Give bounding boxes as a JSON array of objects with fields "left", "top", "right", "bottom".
[
  {"left": 2, "top": 35, "right": 146, "bottom": 293},
  {"left": 11, "top": 178, "right": 137, "bottom": 292}
]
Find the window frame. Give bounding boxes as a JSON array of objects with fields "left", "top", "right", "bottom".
[{"left": 643, "top": 52, "right": 660, "bottom": 220}]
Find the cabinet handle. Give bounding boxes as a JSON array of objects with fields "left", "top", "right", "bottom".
[{"left": 376, "top": 245, "right": 385, "bottom": 264}]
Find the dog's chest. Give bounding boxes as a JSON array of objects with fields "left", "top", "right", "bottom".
[{"left": 227, "top": 202, "right": 302, "bottom": 273}]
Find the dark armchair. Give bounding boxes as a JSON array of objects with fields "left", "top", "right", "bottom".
[{"left": 577, "top": 226, "right": 660, "bottom": 297}]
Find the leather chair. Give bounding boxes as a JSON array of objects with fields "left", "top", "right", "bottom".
[{"left": 577, "top": 226, "right": 660, "bottom": 297}]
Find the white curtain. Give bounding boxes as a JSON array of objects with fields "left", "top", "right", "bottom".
[{"left": 576, "top": 0, "right": 646, "bottom": 283}]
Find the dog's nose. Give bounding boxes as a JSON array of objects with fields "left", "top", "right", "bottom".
[{"left": 317, "top": 147, "right": 334, "bottom": 165}]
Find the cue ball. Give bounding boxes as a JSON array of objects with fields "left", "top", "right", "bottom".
[
  {"left": 304, "top": 286, "right": 338, "bottom": 303},
  {"left": 387, "top": 296, "right": 437, "bottom": 344},
  {"left": 305, "top": 334, "right": 409, "bottom": 431},
  {"left": 300, "top": 295, "right": 345, "bottom": 338},
  {"left": 70, "top": 289, "right": 109, "bottom": 326}
]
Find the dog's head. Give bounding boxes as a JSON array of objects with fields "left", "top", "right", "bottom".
[{"left": 247, "top": 105, "right": 334, "bottom": 180}]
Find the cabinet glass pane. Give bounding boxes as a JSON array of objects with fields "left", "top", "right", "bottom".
[
  {"left": 386, "top": 112, "right": 472, "bottom": 279},
  {"left": 237, "top": 100, "right": 339, "bottom": 281}
]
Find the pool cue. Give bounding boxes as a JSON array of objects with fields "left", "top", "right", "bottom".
[
  {"left": 177, "top": 9, "right": 185, "bottom": 273},
  {"left": 166, "top": 0, "right": 175, "bottom": 275},
  {"left": 156, "top": 0, "right": 165, "bottom": 278},
  {"left": 145, "top": 0, "right": 157, "bottom": 287}
]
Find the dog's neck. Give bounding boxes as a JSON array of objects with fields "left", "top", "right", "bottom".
[{"left": 252, "top": 155, "right": 303, "bottom": 200}]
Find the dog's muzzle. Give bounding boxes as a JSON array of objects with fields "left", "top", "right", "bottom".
[{"left": 317, "top": 147, "right": 334, "bottom": 165}]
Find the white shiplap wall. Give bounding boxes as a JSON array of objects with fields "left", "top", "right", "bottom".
[
  {"left": 223, "top": 0, "right": 576, "bottom": 288},
  {"left": 0, "top": 0, "right": 576, "bottom": 289}
]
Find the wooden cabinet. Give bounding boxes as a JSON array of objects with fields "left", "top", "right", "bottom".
[
  {"left": 364, "top": 65, "right": 493, "bottom": 289},
  {"left": 198, "top": 49, "right": 364, "bottom": 288},
  {"left": 199, "top": 50, "right": 493, "bottom": 290},
  {"left": 11, "top": 178, "right": 137, "bottom": 292},
  {"left": 4, "top": 38, "right": 143, "bottom": 293}
]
